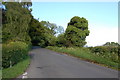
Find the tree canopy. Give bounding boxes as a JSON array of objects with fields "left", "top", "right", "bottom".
[
  {"left": 1, "top": 2, "right": 90, "bottom": 48},
  {"left": 64, "top": 16, "right": 90, "bottom": 47},
  {"left": 2, "top": 2, "right": 32, "bottom": 43}
]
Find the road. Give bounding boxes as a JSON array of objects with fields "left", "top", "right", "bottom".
[{"left": 21, "top": 47, "right": 118, "bottom": 78}]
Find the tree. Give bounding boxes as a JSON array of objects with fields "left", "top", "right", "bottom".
[
  {"left": 55, "top": 26, "right": 64, "bottom": 36},
  {"left": 40, "top": 21, "right": 57, "bottom": 35},
  {"left": 56, "top": 33, "right": 67, "bottom": 47},
  {"left": 103, "top": 42, "right": 110, "bottom": 46},
  {"left": 2, "top": 2, "right": 32, "bottom": 43},
  {"left": 29, "top": 18, "right": 47, "bottom": 47},
  {"left": 103, "top": 42, "right": 120, "bottom": 46},
  {"left": 40, "top": 21, "right": 64, "bottom": 36},
  {"left": 29, "top": 18, "right": 58, "bottom": 47},
  {"left": 65, "top": 16, "right": 90, "bottom": 47}
]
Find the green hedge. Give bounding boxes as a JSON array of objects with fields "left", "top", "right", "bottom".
[
  {"left": 89, "top": 46, "right": 118, "bottom": 54},
  {"left": 88, "top": 46, "right": 119, "bottom": 63},
  {"left": 2, "top": 41, "right": 30, "bottom": 68}
]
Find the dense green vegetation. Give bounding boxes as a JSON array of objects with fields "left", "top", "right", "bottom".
[
  {"left": 56, "top": 16, "right": 90, "bottom": 47},
  {"left": 2, "top": 56, "right": 30, "bottom": 79},
  {"left": 64, "top": 16, "right": 89, "bottom": 47},
  {"left": 2, "top": 1, "right": 32, "bottom": 69},
  {"left": 1, "top": 1, "right": 33, "bottom": 79},
  {"left": 47, "top": 46, "right": 119, "bottom": 70},
  {"left": 2, "top": 41, "right": 30, "bottom": 68},
  {"left": 29, "top": 19, "right": 62, "bottom": 47},
  {"left": 88, "top": 46, "right": 119, "bottom": 63},
  {"left": 2, "top": 2, "right": 32, "bottom": 43}
]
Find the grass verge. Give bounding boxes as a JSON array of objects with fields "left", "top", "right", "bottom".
[
  {"left": 2, "top": 56, "right": 30, "bottom": 80},
  {"left": 47, "top": 46, "right": 119, "bottom": 70}
]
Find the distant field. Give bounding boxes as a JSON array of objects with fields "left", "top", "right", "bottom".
[{"left": 47, "top": 46, "right": 119, "bottom": 70}]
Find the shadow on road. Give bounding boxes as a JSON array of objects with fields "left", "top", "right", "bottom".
[{"left": 32, "top": 46, "right": 41, "bottom": 49}]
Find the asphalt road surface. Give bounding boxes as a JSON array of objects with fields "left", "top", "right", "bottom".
[{"left": 21, "top": 47, "right": 118, "bottom": 78}]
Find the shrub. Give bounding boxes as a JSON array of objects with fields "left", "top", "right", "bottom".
[
  {"left": 89, "top": 46, "right": 118, "bottom": 54},
  {"left": 2, "top": 41, "right": 30, "bottom": 68},
  {"left": 88, "top": 46, "right": 119, "bottom": 63}
]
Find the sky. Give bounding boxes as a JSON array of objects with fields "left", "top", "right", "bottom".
[
  {"left": 31, "top": 2, "right": 118, "bottom": 47},
  {"left": 31, "top": 0, "right": 119, "bottom": 2}
]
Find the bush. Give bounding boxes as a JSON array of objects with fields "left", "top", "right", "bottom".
[
  {"left": 88, "top": 46, "right": 119, "bottom": 63},
  {"left": 2, "top": 41, "right": 30, "bottom": 68},
  {"left": 89, "top": 46, "right": 118, "bottom": 54}
]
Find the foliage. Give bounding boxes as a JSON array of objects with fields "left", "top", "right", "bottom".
[
  {"left": 40, "top": 21, "right": 64, "bottom": 36},
  {"left": 29, "top": 18, "right": 46, "bottom": 47},
  {"left": 103, "top": 42, "right": 120, "bottom": 46},
  {"left": 29, "top": 19, "right": 61, "bottom": 47},
  {"left": 56, "top": 33, "right": 67, "bottom": 47},
  {"left": 2, "top": 56, "right": 30, "bottom": 80},
  {"left": 65, "top": 16, "right": 89, "bottom": 47},
  {"left": 45, "top": 34, "right": 57, "bottom": 46},
  {"left": 89, "top": 46, "right": 118, "bottom": 54},
  {"left": 2, "top": 2, "right": 32, "bottom": 43},
  {"left": 47, "top": 46, "right": 119, "bottom": 69},
  {"left": 2, "top": 41, "right": 30, "bottom": 68},
  {"left": 40, "top": 21, "right": 57, "bottom": 35},
  {"left": 88, "top": 46, "right": 119, "bottom": 63}
]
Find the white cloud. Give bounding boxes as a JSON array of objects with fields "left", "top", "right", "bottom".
[{"left": 86, "top": 24, "right": 118, "bottom": 47}]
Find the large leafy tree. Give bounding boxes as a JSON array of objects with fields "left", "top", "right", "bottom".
[
  {"left": 29, "top": 18, "right": 47, "bottom": 47},
  {"left": 2, "top": 1, "right": 32, "bottom": 43},
  {"left": 29, "top": 19, "right": 58, "bottom": 47},
  {"left": 65, "top": 16, "right": 90, "bottom": 47}
]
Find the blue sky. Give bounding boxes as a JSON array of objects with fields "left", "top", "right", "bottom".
[{"left": 31, "top": 2, "right": 118, "bottom": 46}]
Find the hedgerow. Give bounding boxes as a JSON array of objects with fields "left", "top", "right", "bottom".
[
  {"left": 88, "top": 46, "right": 119, "bottom": 63},
  {"left": 2, "top": 41, "right": 30, "bottom": 68}
]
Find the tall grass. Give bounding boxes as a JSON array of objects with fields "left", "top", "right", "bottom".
[{"left": 47, "top": 46, "right": 119, "bottom": 70}]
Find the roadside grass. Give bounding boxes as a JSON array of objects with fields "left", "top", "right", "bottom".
[
  {"left": 47, "top": 46, "right": 119, "bottom": 70},
  {"left": 2, "top": 56, "right": 30, "bottom": 80}
]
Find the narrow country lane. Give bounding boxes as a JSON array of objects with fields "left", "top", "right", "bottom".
[{"left": 20, "top": 47, "right": 118, "bottom": 78}]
